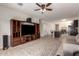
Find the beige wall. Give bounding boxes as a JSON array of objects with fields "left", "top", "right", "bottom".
[
  {"left": 56, "top": 21, "right": 72, "bottom": 31},
  {"left": 40, "top": 17, "right": 79, "bottom": 37},
  {"left": 50, "top": 18, "right": 79, "bottom": 32},
  {"left": 40, "top": 20, "right": 53, "bottom": 37},
  {"left": 39, "top": 17, "right": 79, "bottom": 37}
]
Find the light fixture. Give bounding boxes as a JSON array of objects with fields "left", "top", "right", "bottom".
[
  {"left": 35, "top": 3, "right": 52, "bottom": 14},
  {"left": 40, "top": 9, "right": 46, "bottom": 14},
  {"left": 62, "top": 19, "right": 66, "bottom": 22}
]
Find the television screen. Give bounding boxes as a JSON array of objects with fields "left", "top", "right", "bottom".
[{"left": 21, "top": 24, "right": 35, "bottom": 35}]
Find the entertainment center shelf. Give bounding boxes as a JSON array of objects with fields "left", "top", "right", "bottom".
[{"left": 10, "top": 19, "right": 40, "bottom": 47}]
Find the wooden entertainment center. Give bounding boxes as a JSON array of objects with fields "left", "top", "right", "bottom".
[{"left": 10, "top": 19, "right": 40, "bottom": 47}]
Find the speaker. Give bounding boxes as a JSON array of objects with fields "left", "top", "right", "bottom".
[
  {"left": 54, "top": 31, "right": 60, "bottom": 38},
  {"left": 3, "top": 35, "right": 8, "bottom": 50},
  {"left": 26, "top": 18, "right": 32, "bottom": 22},
  {"left": 73, "top": 20, "right": 78, "bottom": 27}
]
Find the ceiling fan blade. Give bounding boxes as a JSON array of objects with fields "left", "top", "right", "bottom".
[
  {"left": 36, "top": 3, "right": 41, "bottom": 7},
  {"left": 46, "top": 8, "right": 52, "bottom": 11},
  {"left": 34, "top": 9, "right": 40, "bottom": 11},
  {"left": 46, "top": 3, "right": 52, "bottom": 7}
]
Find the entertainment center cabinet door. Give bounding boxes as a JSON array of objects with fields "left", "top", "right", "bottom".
[
  {"left": 31, "top": 34, "right": 36, "bottom": 40},
  {"left": 11, "top": 19, "right": 21, "bottom": 47},
  {"left": 12, "top": 37, "right": 21, "bottom": 46},
  {"left": 27, "top": 37, "right": 31, "bottom": 41},
  {"left": 21, "top": 36, "right": 27, "bottom": 43},
  {"left": 35, "top": 24, "right": 40, "bottom": 39},
  {"left": 20, "top": 37, "right": 24, "bottom": 43}
]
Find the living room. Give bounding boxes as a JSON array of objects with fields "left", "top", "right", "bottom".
[{"left": 0, "top": 3, "right": 79, "bottom": 56}]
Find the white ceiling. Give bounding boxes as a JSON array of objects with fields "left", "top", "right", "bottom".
[{"left": 0, "top": 3, "right": 79, "bottom": 21}]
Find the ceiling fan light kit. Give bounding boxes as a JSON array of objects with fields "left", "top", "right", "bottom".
[{"left": 35, "top": 3, "right": 52, "bottom": 14}]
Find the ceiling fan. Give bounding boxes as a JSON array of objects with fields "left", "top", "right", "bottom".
[{"left": 35, "top": 3, "right": 52, "bottom": 14}]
